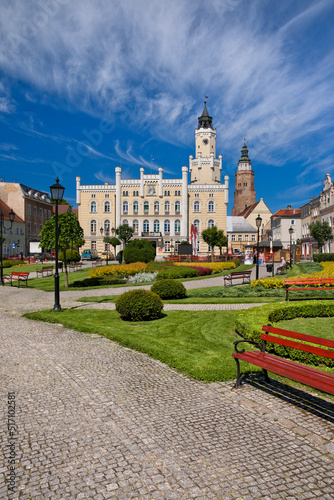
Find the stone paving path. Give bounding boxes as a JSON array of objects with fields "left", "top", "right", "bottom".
[{"left": 1, "top": 277, "right": 334, "bottom": 499}]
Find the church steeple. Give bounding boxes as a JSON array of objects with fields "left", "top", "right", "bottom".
[
  {"left": 197, "top": 100, "right": 213, "bottom": 129},
  {"left": 238, "top": 138, "right": 252, "bottom": 166},
  {"left": 232, "top": 138, "right": 256, "bottom": 215}
]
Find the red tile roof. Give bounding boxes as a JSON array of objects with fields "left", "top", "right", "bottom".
[
  {"left": 238, "top": 201, "right": 260, "bottom": 218},
  {"left": 273, "top": 209, "right": 301, "bottom": 217},
  {"left": 0, "top": 199, "right": 24, "bottom": 223}
]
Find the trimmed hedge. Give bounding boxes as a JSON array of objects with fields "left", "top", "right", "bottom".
[
  {"left": 115, "top": 289, "right": 163, "bottom": 321},
  {"left": 123, "top": 239, "right": 156, "bottom": 264},
  {"left": 156, "top": 266, "right": 199, "bottom": 280},
  {"left": 151, "top": 279, "right": 187, "bottom": 299},
  {"left": 235, "top": 301, "right": 334, "bottom": 367},
  {"left": 314, "top": 253, "right": 334, "bottom": 262},
  {"left": 70, "top": 277, "right": 126, "bottom": 288}
]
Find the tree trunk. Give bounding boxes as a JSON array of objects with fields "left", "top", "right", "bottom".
[
  {"left": 211, "top": 246, "right": 215, "bottom": 262},
  {"left": 64, "top": 262, "right": 68, "bottom": 288}
]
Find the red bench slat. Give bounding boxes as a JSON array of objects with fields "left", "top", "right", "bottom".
[{"left": 262, "top": 324, "right": 334, "bottom": 349}]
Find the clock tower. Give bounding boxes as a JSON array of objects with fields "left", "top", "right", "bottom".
[{"left": 189, "top": 101, "right": 222, "bottom": 184}]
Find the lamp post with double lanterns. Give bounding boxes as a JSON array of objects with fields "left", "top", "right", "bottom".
[
  {"left": 50, "top": 177, "right": 65, "bottom": 312},
  {"left": 0, "top": 208, "right": 15, "bottom": 285},
  {"left": 255, "top": 214, "right": 262, "bottom": 280},
  {"left": 289, "top": 226, "right": 294, "bottom": 269}
]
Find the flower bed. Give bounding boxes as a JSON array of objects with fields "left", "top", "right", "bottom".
[
  {"left": 173, "top": 261, "right": 236, "bottom": 274},
  {"left": 89, "top": 262, "right": 147, "bottom": 279}
]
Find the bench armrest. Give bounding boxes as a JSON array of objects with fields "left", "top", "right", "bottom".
[{"left": 233, "top": 339, "right": 262, "bottom": 353}]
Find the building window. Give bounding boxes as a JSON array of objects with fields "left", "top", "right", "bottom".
[
  {"left": 28, "top": 205, "right": 31, "bottom": 215},
  {"left": 164, "top": 201, "right": 170, "bottom": 214},
  {"left": 174, "top": 219, "right": 180, "bottom": 234},
  {"left": 133, "top": 201, "right": 139, "bottom": 213},
  {"left": 91, "top": 194, "right": 96, "bottom": 198},
  {"left": 251, "top": 234, "right": 256, "bottom": 242},
  {"left": 44, "top": 209, "right": 47, "bottom": 218},
  {"left": 48, "top": 210, "right": 51, "bottom": 219},
  {"left": 164, "top": 240, "right": 171, "bottom": 252},
  {"left": 194, "top": 201, "right": 200, "bottom": 212},
  {"left": 91, "top": 240, "right": 96, "bottom": 249},
  {"left": 144, "top": 201, "right": 149, "bottom": 214},
  {"left": 231, "top": 234, "right": 236, "bottom": 242},
  {"left": 90, "top": 201, "right": 97, "bottom": 213},
  {"left": 122, "top": 190, "right": 128, "bottom": 196},
  {"left": 208, "top": 201, "right": 214, "bottom": 212},
  {"left": 133, "top": 190, "right": 139, "bottom": 197},
  {"left": 105, "top": 194, "right": 109, "bottom": 198},
  {"left": 21, "top": 228, "right": 24, "bottom": 235},
  {"left": 238, "top": 234, "right": 242, "bottom": 242},
  {"left": 143, "top": 220, "right": 149, "bottom": 233},
  {"left": 104, "top": 201, "right": 110, "bottom": 213},
  {"left": 34, "top": 223, "right": 37, "bottom": 233},
  {"left": 193, "top": 219, "right": 200, "bottom": 231},
  {"left": 175, "top": 201, "right": 180, "bottom": 213},
  {"left": 245, "top": 234, "right": 249, "bottom": 241},
  {"left": 208, "top": 219, "right": 215, "bottom": 228},
  {"left": 154, "top": 220, "right": 160, "bottom": 233},
  {"left": 164, "top": 190, "right": 170, "bottom": 196},
  {"left": 104, "top": 220, "right": 110, "bottom": 234},
  {"left": 164, "top": 219, "right": 170, "bottom": 234},
  {"left": 133, "top": 220, "right": 139, "bottom": 234},
  {"left": 39, "top": 208, "right": 43, "bottom": 217},
  {"left": 122, "top": 201, "right": 128, "bottom": 214},
  {"left": 175, "top": 190, "right": 181, "bottom": 196},
  {"left": 90, "top": 220, "right": 97, "bottom": 235},
  {"left": 195, "top": 193, "right": 199, "bottom": 198},
  {"left": 28, "top": 222, "right": 31, "bottom": 232},
  {"left": 34, "top": 207, "right": 37, "bottom": 216},
  {"left": 209, "top": 193, "right": 214, "bottom": 198},
  {"left": 40, "top": 224, "right": 43, "bottom": 231},
  {"left": 291, "top": 219, "right": 295, "bottom": 225},
  {"left": 154, "top": 201, "right": 160, "bottom": 213},
  {"left": 16, "top": 228, "right": 19, "bottom": 235}
]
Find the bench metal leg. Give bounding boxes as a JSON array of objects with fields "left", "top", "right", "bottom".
[
  {"left": 263, "top": 369, "right": 269, "bottom": 383},
  {"left": 234, "top": 358, "right": 244, "bottom": 388}
]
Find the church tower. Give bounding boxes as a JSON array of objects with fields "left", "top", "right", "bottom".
[
  {"left": 232, "top": 139, "right": 256, "bottom": 215},
  {"left": 189, "top": 101, "right": 222, "bottom": 184}
]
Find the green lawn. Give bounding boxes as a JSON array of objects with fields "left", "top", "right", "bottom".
[{"left": 25, "top": 309, "right": 242, "bottom": 381}]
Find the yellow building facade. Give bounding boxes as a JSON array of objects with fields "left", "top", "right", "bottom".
[{"left": 76, "top": 102, "right": 229, "bottom": 258}]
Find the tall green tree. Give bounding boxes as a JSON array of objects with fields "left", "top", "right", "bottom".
[
  {"left": 116, "top": 224, "right": 134, "bottom": 263},
  {"left": 309, "top": 221, "right": 333, "bottom": 253},
  {"left": 202, "top": 226, "right": 221, "bottom": 261},
  {"left": 39, "top": 212, "right": 85, "bottom": 288},
  {"left": 216, "top": 229, "right": 228, "bottom": 255}
]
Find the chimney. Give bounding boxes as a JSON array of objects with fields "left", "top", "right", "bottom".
[{"left": 287, "top": 205, "right": 291, "bottom": 209}]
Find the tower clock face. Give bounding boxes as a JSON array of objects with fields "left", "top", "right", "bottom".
[{"left": 202, "top": 138, "right": 209, "bottom": 145}]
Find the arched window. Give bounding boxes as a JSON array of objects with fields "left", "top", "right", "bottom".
[
  {"left": 90, "top": 220, "right": 97, "bottom": 235},
  {"left": 133, "top": 201, "right": 139, "bottom": 213},
  {"left": 143, "top": 219, "right": 149, "bottom": 233},
  {"left": 122, "top": 201, "right": 128, "bottom": 213},
  {"left": 175, "top": 201, "right": 181, "bottom": 213},
  {"left": 104, "top": 220, "right": 110, "bottom": 234},
  {"left": 164, "top": 201, "right": 170, "bottom": 213},
  {"left": 104, "top": 201, "right": 110, "bottom": 213},
  {"left": 154, "top": 220, "right": 160, "bottom": 232},
  {"left": 208, "top": 201, "right": 215, "bottom": 212},
  {"left": 194, "top": 201, "right": 200, "bottom": 212},
  {"left": 208, "top": 219, "right": 215, "bottom": 228},
  {"left": 174, "top": 219, "right": 181, "bottom": 234},
  {"left": 144, "top": 201, "right": 149, "bottom": 214},
  {"left": 90, "top": 201, "right": 97, "bottom": 213},
  {"left": 154, "top": 201, "right": 160, "bottom": 213},
  {"left": 164, "top": 219, "right": 170, "bottom": 233},
  {"left": 193, "top": 219, "right": 200, "bottom": 231},
  {"left": 133, "top": 220, "right": 139, "bottom": 234}
]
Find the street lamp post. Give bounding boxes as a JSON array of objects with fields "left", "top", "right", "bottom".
[
  {"left": 255, "top": 214, "right": 262, "bottom": 280},
  {"left": 50, "top": 177, "right": 65, "bottom": 312},
  {"left": 0, "top": 208, "right": 15, "bottom": 285},
  {"left": 289, "top": 226, "right": 294, "bottom": 269}
]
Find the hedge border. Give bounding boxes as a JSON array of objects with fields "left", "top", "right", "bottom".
[{"left": 235, "top": 301, "right": 334, "bottom": 367}]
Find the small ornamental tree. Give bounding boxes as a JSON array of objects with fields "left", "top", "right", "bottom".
[
  {"left": 216, "top": 229, "right": 228, "bottom": 255},
  {"left": 310, "top": 221, "right": 333, "bottom": 253},
  {"left": 202, "top": 226, "right": 221, "bottom": 261},
  {"left": 104, "top": 236, "right": 121, "bottom": 259},
  {"left": 39, "top": 212, "right": 85, "bottom": 288},
  {"left": 116, "top": 224, "right": 134, "bottom": 263}
]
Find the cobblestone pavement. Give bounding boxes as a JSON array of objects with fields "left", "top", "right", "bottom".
[{"left": 1, "top": 282, "right": 334, "bottom": 499}]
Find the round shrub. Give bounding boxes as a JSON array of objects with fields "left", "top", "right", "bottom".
[
  {"left": 58, "top": 250, "right": 81, "bottom": 262},
  {"left": 123, "top": 239, "right": 156, "bottom": 264},
  {"left": 151, "top": 279, "right": 187, "bottom": 299},
  {"left": 116, "top": 289, "right": 163, "bottom": 321},
  {"left": 3, "top": 260, "right": 16, "bottom": 268}
]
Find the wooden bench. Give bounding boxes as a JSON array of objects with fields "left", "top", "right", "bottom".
[
  {"left": 69, "top": 262, "right": 82, "bottom": 271},
  {"left": 233, "top": 324, "right": 334, "bottom": 395},
  {"left": 36, "top": 265, "right": 54, "bottom": 277},
  {"left": 276, "top": 263, "right": 288, "bottom": 275},
  {"left": 284, "top": 278, "right": 334, "bottom": 301},
  {"left": 224, "top": 270, "right": 252, "bottom": 286},
  {"left": 92, "top": 260, "right": 103, "bottom": 268},
  {"left": 3, "top": 271, "right": 29, "bottom": 287}
]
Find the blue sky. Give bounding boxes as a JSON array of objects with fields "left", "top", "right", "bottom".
[{"left": 0, "top": 0, "right": 334, "bottom": 214}]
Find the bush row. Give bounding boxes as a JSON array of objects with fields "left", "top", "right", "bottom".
[
  {"left": 313, "top": 253, "right": 334, "bottom": 262},
  {"left": 235, "top": 301, "right": 334, "bottom": 367}
]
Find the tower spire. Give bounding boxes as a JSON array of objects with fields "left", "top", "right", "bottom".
[{"left": 197, "top": 99, "right": 213, "bottom": 129}]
